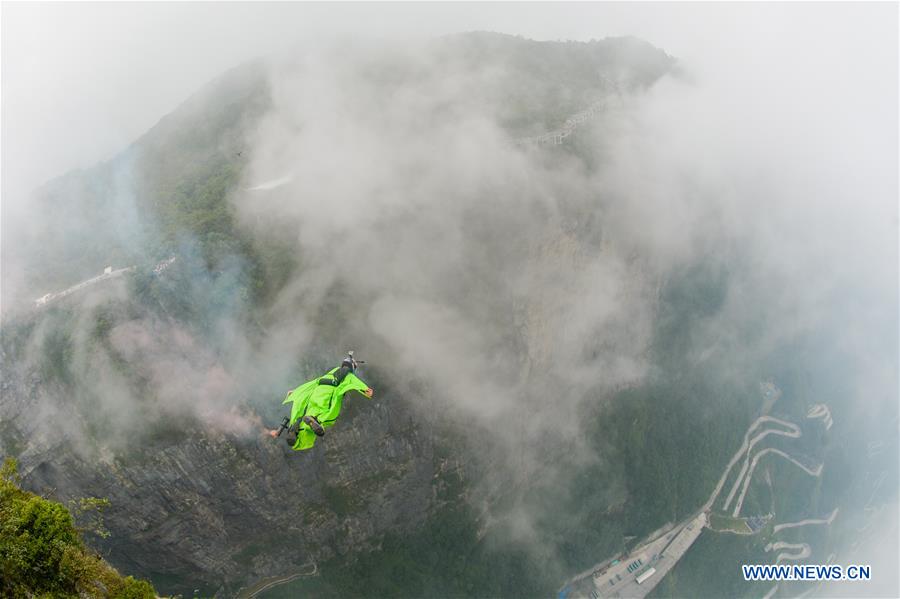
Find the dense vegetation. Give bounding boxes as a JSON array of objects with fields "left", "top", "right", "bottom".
[{"left": 0, "top": 459, "right": 156, "bottom": 598}]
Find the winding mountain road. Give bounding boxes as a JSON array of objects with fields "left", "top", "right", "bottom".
[
  {"left": 732, "top": 448, "right": 823, "bottom": 518},
  {"left": 704, "top": 416, "right": 801, "bottom": 512},
  {"left": 721, "top": 420, "right": 801, "bottom": 512},
  {"left": 765, "top": 541, "right": 812, "bottom": 564},
  {"left": 772, "top": 508, "right": 838, "bottom": 534}
]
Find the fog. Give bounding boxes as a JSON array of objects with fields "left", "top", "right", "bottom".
[
  {"left": 1, "top": 2, "right": 897, "bottom": 595},
  {"left": 5, "top": 2, "right": 894, "bottom": 213}
]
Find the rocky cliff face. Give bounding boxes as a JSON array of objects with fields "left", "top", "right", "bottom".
[{"left": 2, "top": 342, "right": 444, "bottom": 594}]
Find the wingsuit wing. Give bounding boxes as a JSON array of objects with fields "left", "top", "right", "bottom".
[
  {"left": 334, "top": 372, "right": 371, "bottom": 403},
  {"left": 318, "top": 372, "right": 370, "bottom": 423}
]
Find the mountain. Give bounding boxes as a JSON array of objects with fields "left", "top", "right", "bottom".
[{"left": 2, "top": 31, "right": 893, "bottom": 599}]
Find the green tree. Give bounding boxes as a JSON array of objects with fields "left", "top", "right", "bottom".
[{"left": 0, "top": 458, "right": 157, "bottom": 598}]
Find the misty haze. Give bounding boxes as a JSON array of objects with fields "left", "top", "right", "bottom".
[{"left": 0, "top": 3, "right": 897, "bottom": 599}]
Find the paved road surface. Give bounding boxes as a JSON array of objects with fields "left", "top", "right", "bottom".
[{"left": 568, "top": 513, "right": 707, "bottom": 599}]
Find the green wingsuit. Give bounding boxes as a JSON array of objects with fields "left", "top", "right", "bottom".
[{"left": 283, "top": 367, "right": 371, "bottom": 450}]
